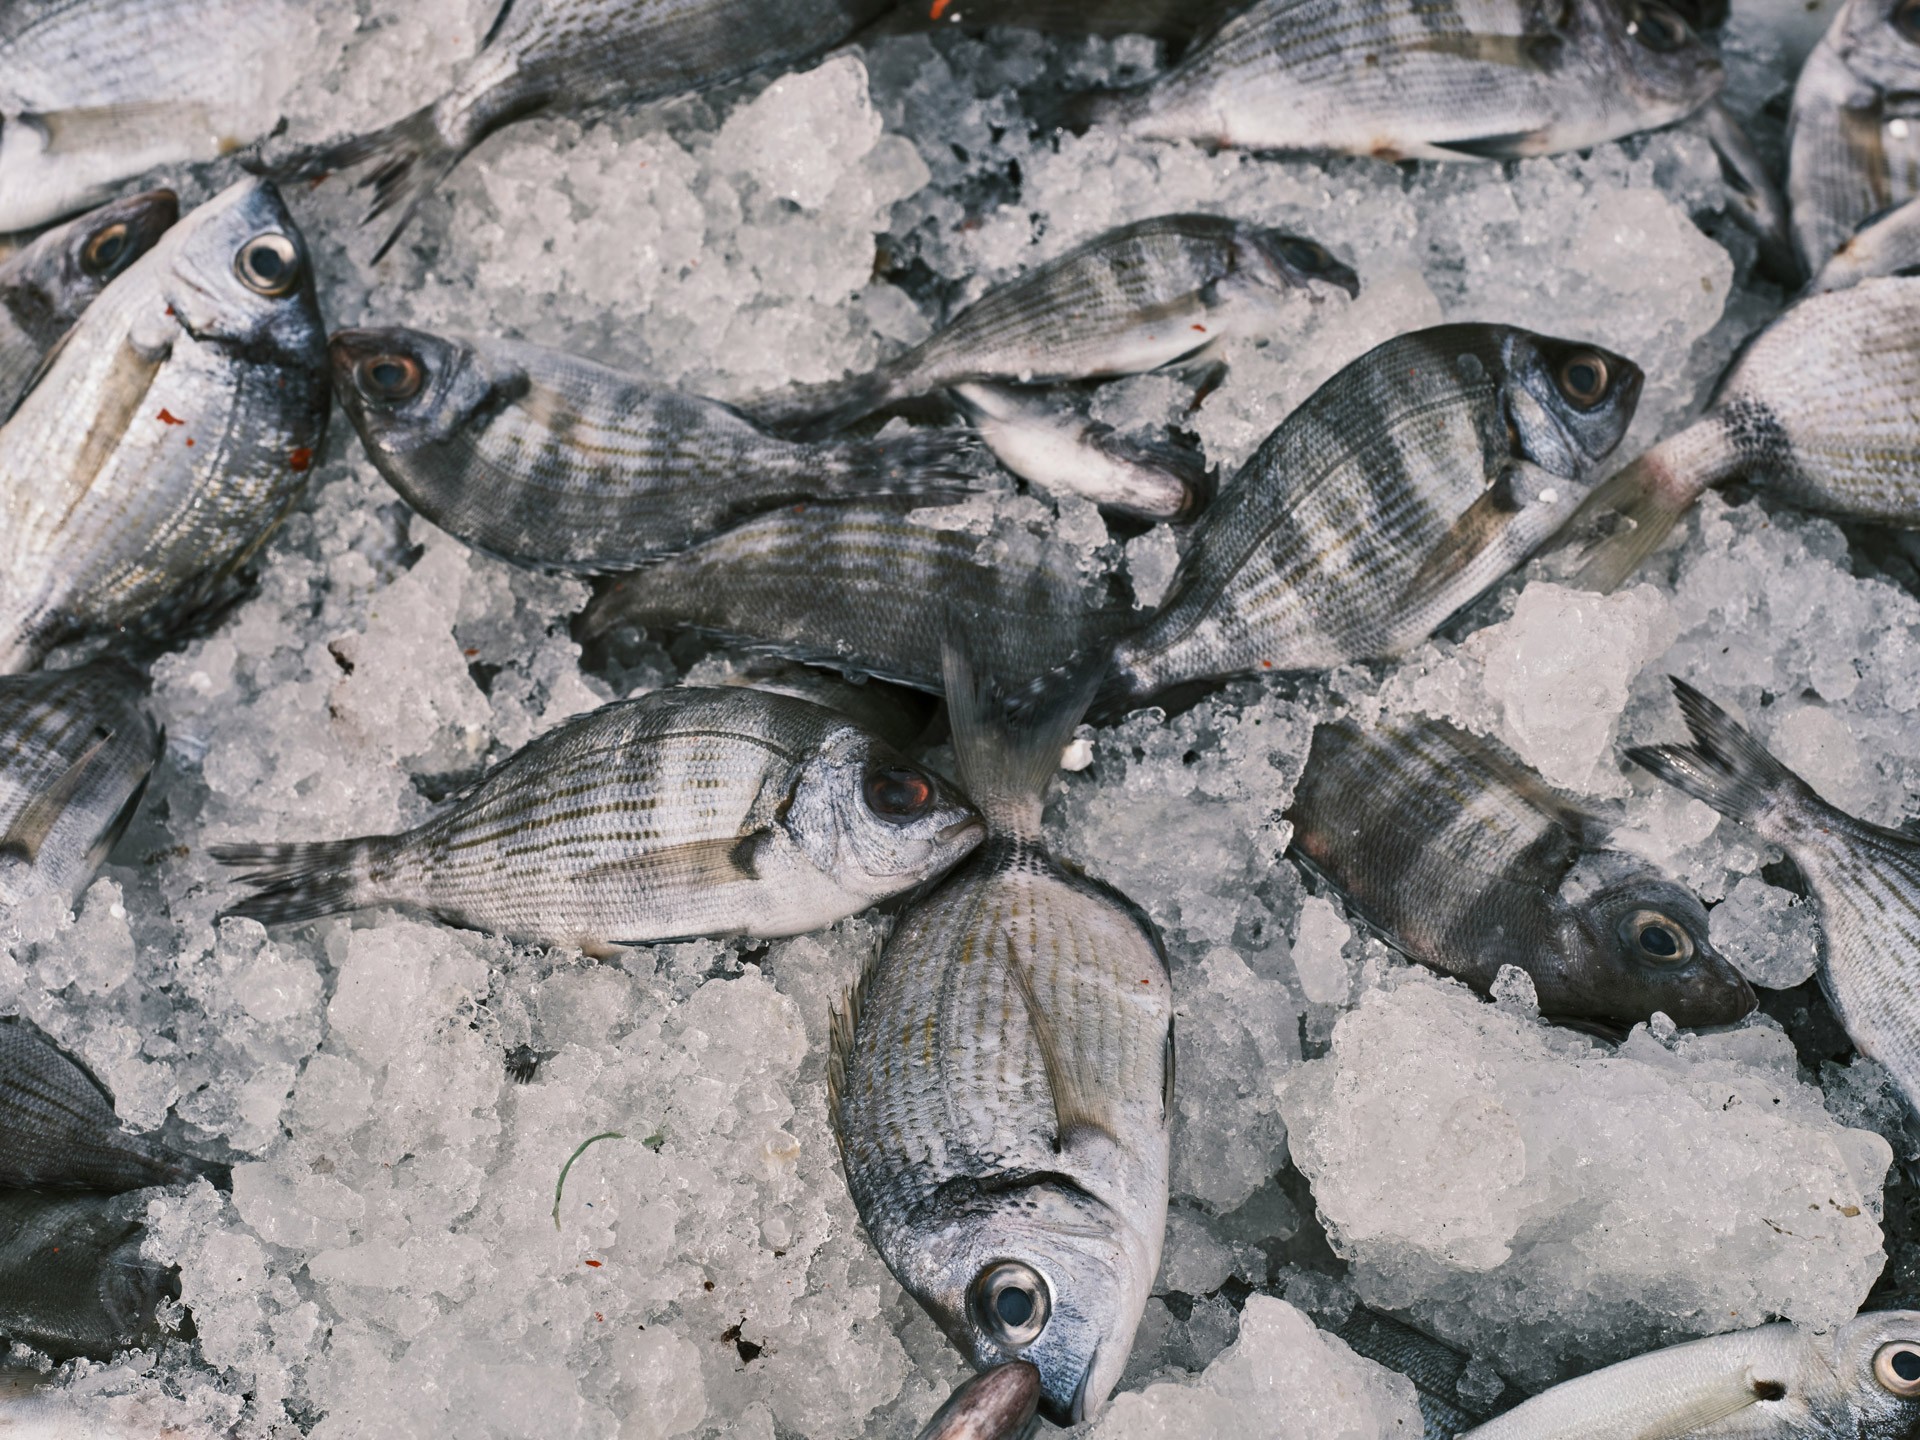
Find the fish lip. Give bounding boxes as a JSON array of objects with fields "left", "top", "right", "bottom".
[
  {"left": 938, "top": 817, "right": 987, "bottom": 845},
  {"left": 1067, "top": 1344, "right": 1101, "bottom": 1425}
]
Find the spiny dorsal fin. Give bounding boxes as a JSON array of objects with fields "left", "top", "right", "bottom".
[{"left": 0, "top": 727, "right": 116, "bottom": 867}]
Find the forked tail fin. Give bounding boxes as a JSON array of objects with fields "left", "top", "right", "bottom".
[
  {"left": 825, "top": 426, "right": 991, "bottom": 503},
  {"left": 211, "top": 837, "right": 390, "bottom": 925},
  {"left": 274, "top": 104, "right": 469, "bottom": 261},
  {"left": 942, "top": 635, "right": 1104, "bottom": 838},
  {"left": 1625, "top": 677, "right": 1804, "bottom": 828}
]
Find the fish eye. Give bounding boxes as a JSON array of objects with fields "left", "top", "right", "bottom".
[
  {"left": 1875, "top": 1342, "right": 1920, "bottom": 1396},
  {"left": 1628, "top": 1, "right": 1693, "bottom": 49},
  {"left": 1555, "top": 351, "right": 1612, "bottom": 407},
  {"left": 354, "top": 354, "right": 425, "bottom": 404},
  {"left": 1897, "top": 0, "right": 1920, "bottom": 43},
  {"left": 234, "top": 233, "right": 303, "bottom": 297},
  {"left": 1619, "top": 909, "right": 1695, "bottom": 964},
  {"left": 1277, "top": 237, "right": 1332, "bottom": 272},
  {"left": 863, "top": 765, "right": 935, "bottom": 824},
  {"left": 81, "top": 223, "right": 131, "bottom": 277},
  {"left": 971, "top": 1261, "right": 1051, "bottom": 1350}
]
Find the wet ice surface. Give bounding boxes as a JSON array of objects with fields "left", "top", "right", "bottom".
[{"left": 6, "top": 0, "right": 1920, "bottom": 1434}]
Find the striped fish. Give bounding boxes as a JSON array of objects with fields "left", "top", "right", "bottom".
[
  {"left": 830, "top": 650, "right": 1171, "bottom": 1426},
  {"left": 1787, "top": 0, "right": 1920, "bottom": 278},
  {"left": 1334, "top": 1307, "right": 1522, "bottom": 1438},
  {"left": 330, "top": 326, "right": 985, "bottom": 573},
  {"left": 1105, "top": 325, "right": 1643, "bottom": 706},
  {"left": 1571, "top": 276, "right": 1920, "bottom": 591},
  {"left": 1071, "top": 0, "right": 1723, "bottom": 160},
  {"left": 1631, "top": 679, "right": 1920, "bottom": 1116},
  {"left": 578, "top": 497, "right": 1133, "bottom": 694},
  {"left": 0, "top": 1015, "right": 224, "bottom": 1193},
  {"left": 214, "top": 686, "right": 982, "bottom": 952},
  {"left": 1287, "top": 714, "right": 1754, "bottom": 1030},
  {"left": 0, "top": 188, "right": 175, "bottom": 417},
  {"left": 1459, "top": 1312, "right": 1920, "bottom": 1438},
  {"left": 0, "top": 178, "right": 331, "bottom": 675},
  {"left": 745, "top": 214, "right": 1358, "bottom": 437},
  {"left": 0, "top": 661, "right": 160, "bottom": 911},
  {"left": 0, "top": 1189, "right": 171, "bottom": 1360}
]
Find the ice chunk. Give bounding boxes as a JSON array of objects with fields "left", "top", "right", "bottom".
[
  {"left": 1708, "top": 875, "right": 1821, "bottom": 990},
  {"left": 711, "top": 57, "right": 886, "bottom": 212},
  {"left": 1291, "top": 896, "right": 1353, "bottom": 1006}
]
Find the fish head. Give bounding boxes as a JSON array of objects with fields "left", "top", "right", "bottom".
[
  {"left": 1832, "top": 0, "right": 1920, "bottom": 91},
  {"left": 330, "top": 325, "right": 497, "bottom": 456},
  {"left": 156, "top": 178, "right": 325, "bottom": 361},
  {"left": 1241, "top": 230, "right": 1361, "bottom": 299},
  {"left": 902, "top": 1177, "right": 1156, "bottom": 1424},
  {"left": 784, "top": 728, "right": 983, "bottom": 900},
  {"left": 0, "top": 190, "right": 178, "bottom": 334},
  {"left": 1822, "top": 1311, "right": 1920, "bottom": 1434},
  {"left": 1560, "top": 860, "right": 1756, "bottom": 1026},
  {"left": 1500, "top": 331, "right": 1644, "bottom": 480},
  {"left": 1595, "top": 0, "right": 1724, "bottom": 127}
]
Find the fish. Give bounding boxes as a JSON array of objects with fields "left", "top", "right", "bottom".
[
  {"left": 329, "top": 326, "right": 987, "bottom": 572},
  {"left": 0, "top": 188, "right": 176, "bottom": 416},
  {"left": 872, "top": 0, "right": 1240, "bottom": 45},
  {"left": 949, "top": 382, "right": 1213, "bottom": 523},
  {"left": 1786, "top": 0, "right": 1920, "bottom": 278},
  {"left": 1287, "top": 713, "right": 1754, "bottom": 1030},
  {"left": 0, "top": 0, "right": 295, "bottom": 232},
  {"left": 1630, "top": 678, "right": 1920, "bottom": 1116},
  {"left": 1569, "top": 275, "right": 1920, "bottom": 591},
  {"left": 716, "top": 659, "right": 939, "bottom": 754},
  {"left": 0, "top": 1189, "right": 173, "bottom": 1360},
  {"left": 1334, "top": 1307, "right": 1522, "bottom": 1438},
  {"left": 1068, "top": 0, "right": 1724, "bottom": 162},
  {"left": 0, "top": 1015, "right": 225, "bottom": 1193},
  {"left": 278, "top": 0, "right": 893, "bottom": 259},
  {"left": 915, "top": 1361, "right": 1042, "bottom": 1440},
  {"left": 1104, "top": 325, "right": 1643, "bottom": 707},
  {"left": 1807, "top": 196, "right": 1920, "bottom": 292},
  {"left": 830, "top": 648, "right": 1173, "bottom": 1425},
  {"left": 0, "top": 662, "right": 162, "bottom": 912},
  {"left": 744, "top": 215, "right": 1358, "bottom": 438},
  {"left": 213, "top": 685, "right": 982, "bottom": 951},
  {"left": 0, "top": 177, "right": 331, "bottom": 675},
  {"left": 577, "top": 498, "right": 1134, "bottom": 694},
  {"left": 1457, "top": 1311, "right": 1920, "bottom": 1437}
]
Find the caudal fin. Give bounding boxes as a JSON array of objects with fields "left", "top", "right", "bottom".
[
  {"left": 943, "top": 637, "right": 1104, "bottom": 837},
  {"left": 211, "top": 838, "right": 387, "bottom": 925},
  {"left": 1625, "top": 677, "right": 1804, "bottom": 826},
  {"left": 829, "top": 426, "right": 992, "bottom": 502},
  {"left": 276, "top": 105, "right": 467, "bottom": 261}
]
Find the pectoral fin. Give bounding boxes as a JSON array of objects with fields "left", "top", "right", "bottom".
[
  {"left": 1402, "top": 31, "right": 1563, "bottom": 70},
  {"left": 1429, "top": 128, "right": 1554, "bottom": 160},
  {"left": 0, "top": 728, "right": 116, "bottom": 867},
  {"left": 1393, "top": 465, "right": 1530, "bottom": 615},
  {"left": 571, "top": 831, "right": 770, "bottom": 888},
  {"left": 1000, "top": 942, "right": 1120, "bottom": 1151}
]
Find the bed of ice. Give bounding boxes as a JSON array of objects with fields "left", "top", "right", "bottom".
[{"left": 7, "top": 0, "right": 1920, "bottom": 1433}]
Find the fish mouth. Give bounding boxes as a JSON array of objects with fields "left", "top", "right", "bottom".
[{"left": 938, "top": 817, "right": 987, "bottom": 845}]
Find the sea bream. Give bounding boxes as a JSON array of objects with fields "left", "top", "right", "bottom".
[
  {"left": 1569, "top": 276, "right": 1920, "bottom": 591},
  {"left": 0, "top": 662, "right": 162, "bottom": 912},
  {"left": 830, "top": 651, "right": 1172, "bottom": 1424},
  {"left": 1630, "top": 679, "right": 1920, "bottom": 1117},
  {"left": 1103, "top": 325, "right": 1643, "bottom": 707},
  {"left": 0, "top": 178, "right": 330, "bottom": 675},
  {"left": 330, "top": 325, "right": 985, "bottom": 572},
  {"left": 1458, "top": 1311, "right": 1920, "bottom": 1438},
  {"left": 745, "top": 214, "right": 1358, "bottom": 437},
  {"left": 0, "top": 188, "right": 176, "bottom": 416},
  {"left": 1787, "top": 0, "right": 1920, "bottom": 277},
  {"left": 1287, "top": 713, "right": 1755, "bottom": 1030},
  {"left": 280, "top": 0, "right": 894, "bottom": 258},
  {"left": 1069, "top": 0, "right": 1724, "bottom": 161},
  {"left": 0, "top": 1189, "right": 173, "bottom": 1360},
  {"left": 215, "top": 685, "right": 982, "bottom": 951},
  {"left": 578, "top": 497, "right": 1133, "bottom": 695}
]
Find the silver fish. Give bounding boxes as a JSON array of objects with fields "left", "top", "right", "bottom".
[
  {"left": 831, "top": 651, "right": 1171, "bottom": 1425},
  {"left": 214, "top": 686, "right": 982, "bottom": 951},
  {"left": 0, "top": 0, "right": 293, "bottom": 232},
  {"left": 1073, "top": 0, "right": 1723, "bottom": 161},
  {"left": 1631, "top": 679, "right": 1920, "bottom": 1117},
  {"left": 0, "top": 188, "right": 176, "bottom": 416},
  {"left": 717, "top": 659, "right": 939, "bottom": 754},
  {"left": 1105, "top": 325, "right": 1643, "bottom": 706},
  {"left": 0, "top": 178, "right": 330, "bottom": 675},
  {"left": 283, "top": 0, "right": 893, "bottom": 258},
  {"left": 916, "top": 1361, "right": 1042, "bottom": 1440},
  {"left": 0, "top": 662, "right": 161, "bottom": 912},
  {"left": 1287, "top": 714, "right": 1755, "bottom": 1030},
  {"left": 1786, "top": 0, "right": 1920, "bottom": 277},
  {"left": 1570, "top": 276, "right": 1920, "bottom": 591},
  {"left": 950, "top": 382, "right": 1212, "bottom": 523},
  {"left": 0, "top": 1189, "right": 172, "bottom": 1360},
  {"left": 1807, "top": 196, "right": 1920, "bottom": 292},
  {"left": 0, "top": 1015, "right": 223, "bottom": 1194},
  {"left": 1459, "top": 1311, "right": 1920, "bottom": 1438},
  {"left": 746, "top": 215, "right": 1358, "bottom": 437},
  {"left": 578, "top": 498, "right": 1133, "bottom": 694},
  {"left": 330, "top": 326, "right": 985, "bottom": 572}
]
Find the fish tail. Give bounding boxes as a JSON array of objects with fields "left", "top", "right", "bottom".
[
  {"left": 1567, "top": 425, "right": 1732, "bottom": 592},
  {"left": 743, "top": 367, "right": 905, "bottom": 439},
  {"left": 211, "top": 837, "right": 392, "bottom": 925},
  {"left": 942, "top": 633, "right": 1105, "bottom": 836},
  {"left": 1625, "top": 677, "right": 1807, "bottom": 829},
  {"left": 277, "top": 104, "right": 469, "bottom": 261},
  {"left": 826, "top": 426, "right": 991, "bottom": 501}
]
